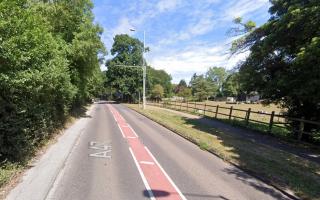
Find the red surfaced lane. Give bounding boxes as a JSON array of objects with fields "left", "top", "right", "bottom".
[{"left": 107, "top": 105, "right": 186, "bottom": 200}]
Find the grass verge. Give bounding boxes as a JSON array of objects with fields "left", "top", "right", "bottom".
[{"left": 127, "top": 104, "right": 320, "bottom": 200}]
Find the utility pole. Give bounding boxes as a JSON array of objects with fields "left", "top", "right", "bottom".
[
  {"left": 142, "top": 31, "right": 146, "bottom": 109},
  {"left": 130, "top": 28, "right": 146, "bottom": 109}
]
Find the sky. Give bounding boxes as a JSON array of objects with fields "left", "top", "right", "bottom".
[{"left": 92, "top": 0, "right": 271, "bottom": 83}]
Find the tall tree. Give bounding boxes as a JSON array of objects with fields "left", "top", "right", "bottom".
[
  {"left": 222, "top": 73, "right": 240, "bottom": 97},
  {"left": 174, "top": 79, "right": 187, "bottom": 94},
  {"left": 232, "top": 0, "right": 320, "bottom": 137},
  {"left": 0, "top": 0, "right": 105, "bottom": 161},
  {"left": 148, "top": 67, "right": 172, "bottom": 97},
  {"left": 150, "top": 84, "right": 164, "bottom": 101},
  {"left": 206, "top": 67, "right": 227, "bottom": 93},
  {"left": 105, "top": 34, "right": 145, "bottom": 102},
  {"left": 190, "top": 75, "right": 216, "bottom": 101}
]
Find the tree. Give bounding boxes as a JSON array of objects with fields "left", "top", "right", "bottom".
[
  {"left": 206, "top": 67, "right": 227, "bottom": 93},
  {"left": 190, "top": 75, "right": 216, "bottom": 101},
  {"left": 151, "top": 84, "right": 164, "bottom": 101},
  {"left": 105, "top": 34, "right": 144, "bottom": 102},
  {"left": 148, "top": 67, "right": 172, "bottom": 97},
  {"left": 222, "top": 73, "right": 241, "bottom": 97},
  {"left": 174, "top": 79, "right": 187, "bottom": 94},
  {"left": 39, "top": 0, "right": 106, "bottom": 104},
  {"left": 231, "top": 0, "right": 320, "bottom": 138},
  {"left": 0, "top": 0, "right": 105, "bottom": 162},
  {"left": 177, "top": 87, "right": 192, "bottom": 100}
]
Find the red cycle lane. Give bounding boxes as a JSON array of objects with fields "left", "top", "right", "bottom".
[{"left": 107, "top": 105, "right": 186, "bottom": 200}]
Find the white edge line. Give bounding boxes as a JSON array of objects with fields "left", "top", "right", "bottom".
[
  {"left": 129, "top": 148, "right": 156, "bottom": 200},
  {"left": 145, "top": 147, "right": 187, "bottom": 200},
  {"left": 116, "top": 123, "right": 125, "bottom": 138},
  {"left": 128, "top": 124, "right": 139, "bottom": 137}
]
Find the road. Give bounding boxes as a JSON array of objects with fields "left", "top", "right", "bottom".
[{"left": 9, "top": 102, "right": 292, "bottom": 200}]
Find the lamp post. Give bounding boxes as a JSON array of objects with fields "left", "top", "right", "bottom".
[{"left": 130, "top": 28, "right": 146, "bottom": 109}]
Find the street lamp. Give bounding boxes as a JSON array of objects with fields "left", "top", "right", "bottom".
[{"left": 130, "top": 28, "right": 146, "bottom": 109}]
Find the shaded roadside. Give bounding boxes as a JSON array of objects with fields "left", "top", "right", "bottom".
[
  {"left": 127, "top": 104, "right": 320, "bottom": 199},
  {"left": 151, "top": 106, "right": 320, "bottom": 164}
]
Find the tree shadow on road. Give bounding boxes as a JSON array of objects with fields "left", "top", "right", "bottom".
[
  {"left": 180, "top": 116, "right": 320, "bottom": 200},
  {"left": 142, "top": 189, "right": 230, "bottom": 199}
]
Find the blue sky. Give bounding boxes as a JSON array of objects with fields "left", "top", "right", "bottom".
[{"left": 93, "top": 0, "right": 271, "bottom": 83}]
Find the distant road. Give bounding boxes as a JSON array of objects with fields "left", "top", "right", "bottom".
[{"left": 9, "top": 102, "right": 292, "bottom": 200}]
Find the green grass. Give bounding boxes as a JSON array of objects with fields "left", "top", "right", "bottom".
[
  {"left": 0, "top": 163, "right": 21, "bottom": 187},
  {"left": 153, "top": 101, "right": 292, "bottom": 139},
  {"left": 127, "top": 104, "right": 320, "bottom": 200}
]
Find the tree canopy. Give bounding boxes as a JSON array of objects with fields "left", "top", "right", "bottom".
[
  {"left": 0, "top": 0, "right": 105, "bottom": 162},
  {"left": 232, "top": 0, "right": 320, "bottom": 136},
  {"left": 106, "top": 34, "right": 172, "bottom": 101}
]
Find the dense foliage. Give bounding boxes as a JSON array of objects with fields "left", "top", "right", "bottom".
[
  {"left": 190, "top": 74, "right": 217, "bottom": 101},
  {"left": 0, "top": 0, "right": 105, "bottom": 162},
  {"left": 106, "top": 34, "right": 172, "bottom": 101},
  {"left": 232, "top": 0, "right": 320, "bottom": 137}
]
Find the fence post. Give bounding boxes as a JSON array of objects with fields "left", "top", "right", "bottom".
[
  {"left": 194, "top": 101, "right": 197, "bottom": 113},
  {"left": 215, "top": 105, "right": 219, "bottom": 118},
  {"left": 175, "top": 101, "right": 177, "bottom": 110},
  {"left": 246, "top": 108, "right": 251, "bottom": 126},
  {"left": 298, "top": 117, "right": 305, "bottom": 140},
  {"left": 186, "top": 101, "right": 189, "bottom": 112},
  {"left": 268, "top": 111, "right": 275, "bottom": 133},
  {"left": 229, "top": 106, "right": 233, "bottom": 120},
  {"left": 180, "top": 101, "right": 182, "bottom": 111},
  {"left": 204, "top": 103, "right": 207, "bottom": 116}
]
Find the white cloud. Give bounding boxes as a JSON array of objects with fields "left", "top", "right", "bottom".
[
  {"left": 157, "top": 0, "right": 181, "bottom": 12},
  {"left": 94, "top": 0, "right": 270, "bottom": 81},
  {"left": 111, "top": 17, "right": 133, "bottom": 36},
  {"left": 148, "top": 40, "right": 249, "bottom": 83},
  {"left": 225, "top": 0, "right": 270, "bottom": 19}
]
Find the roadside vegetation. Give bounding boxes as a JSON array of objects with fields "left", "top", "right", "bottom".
[
  {"left": 0, "top": 0, "right": 104, "bottom": 189},
  {"left": 128, "top": 104, "right": 320, "bottom": 200}
]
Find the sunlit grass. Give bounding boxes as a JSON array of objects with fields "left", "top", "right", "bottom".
[{"left": 127, "top": 104, "right": 320, "bottom": 200}]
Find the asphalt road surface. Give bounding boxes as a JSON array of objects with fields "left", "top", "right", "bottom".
[{"left": 44, "top": 102, "right": 291, "bottom": 200}]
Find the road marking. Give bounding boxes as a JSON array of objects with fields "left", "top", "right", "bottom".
[
  {"left": 145, "top": 147, "right": 187, "bottom": 200},
  {"left": 89, "top": 141, "right": 111, "bottom": 150},
  {"left": 89, "top": 141, "right": 112, "bottom": 159},
  {"left": 140, "top": 161, "right": 155, "bottom": 165},
  {"left": 89, "top": 150, "right": 111, "bottom": 158},
  {"left": 108, "top": 105, "right": 185, "bottom": 200},
  {"left": 128, "top": 124, "right": 139, "bottom": 137},
  {"left": 116, "top": 123, "right": 125, "bottom": 138},
  {"left": 129, "top": 148, "right": 156, "bottom": 200}
]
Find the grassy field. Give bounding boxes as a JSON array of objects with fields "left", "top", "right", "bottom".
[{"left": 127, "top": 104, "right": 320, "bottom": 200}]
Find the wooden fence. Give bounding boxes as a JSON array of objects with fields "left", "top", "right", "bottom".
[{"left": 147, "top": 100, "right": 320, "bottom": 141}]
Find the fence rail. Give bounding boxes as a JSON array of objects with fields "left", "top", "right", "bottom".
[{"left": 147, "top": 100, "right": 320, "bottom": 141}]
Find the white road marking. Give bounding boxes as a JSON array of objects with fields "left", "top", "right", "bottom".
[
  {"left": 145, "top": 147, "right": 187, "bottom": 200},
  {"left": 127, "top": 136, "right": 137, "bottom": 139},
  {"left": 89, "top": 141, "right": 111, "bottom": 151},
  {"left": 89, "top": 150, "right": 111, "bottom": 158},
  {"left": 128, "top": 124, "right": 139, "bottom": 137},
  {"left": 129, "top": 148, "right": 156, "bottom": 200},
  {"left": 140, "top": 161, "right": 155, "bottom": 165},
  {"left": 116, "top": 123, "right": 125, "bottom": 138}
]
